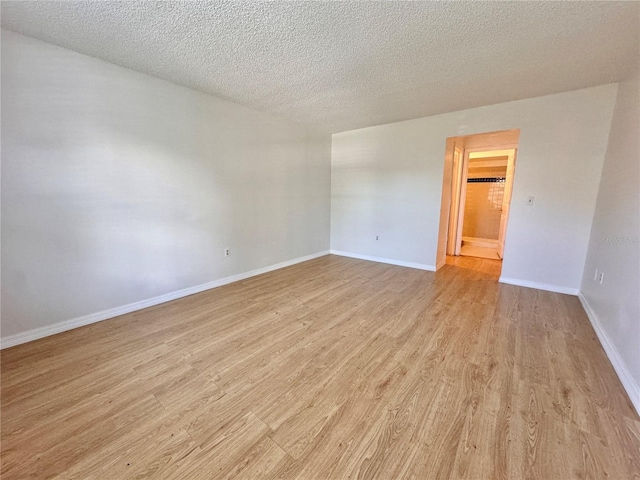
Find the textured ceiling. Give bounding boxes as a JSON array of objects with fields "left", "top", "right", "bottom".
[{"left": 2, "top": 1, "right": 639, "bottom": 133}]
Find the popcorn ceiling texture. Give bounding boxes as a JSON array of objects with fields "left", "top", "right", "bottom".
[{"left": 2, "top": 1, "right": 638, "bottom": 133}]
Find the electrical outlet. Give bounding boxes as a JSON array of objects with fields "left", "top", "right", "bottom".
[
  {"left": 376, "top": 235, "right": 379, "bottom": 241},
  {"left": 598, "top": 272, "right": 604, "bottom": 284},
  {"left": 225, "top": 248, "right": 230, "bottom": 257}
]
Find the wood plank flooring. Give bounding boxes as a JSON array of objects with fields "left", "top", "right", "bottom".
[{"left": 2, "top": 254, "right": 639, "bottom": 479}]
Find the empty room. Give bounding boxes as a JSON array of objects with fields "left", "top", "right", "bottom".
[{"left": 1, "top": 2, "right": 639, "bottom": 479}]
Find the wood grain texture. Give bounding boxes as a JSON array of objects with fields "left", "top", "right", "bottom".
[{"left": 2, "top": 254, "right": 639, "bottom": 479}]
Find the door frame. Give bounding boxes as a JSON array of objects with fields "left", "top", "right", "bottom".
[
  {"left": 447, "top": 144, "right": 464, "bottom": 256},
  {"left": 447, "top": 147, "right": 517, "bottom": 257},
  {"left": 497, "top": 149, "right": 516, "bottom": 258}
]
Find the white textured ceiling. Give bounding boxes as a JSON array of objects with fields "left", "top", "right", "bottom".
[{"left": 2, "top": 1, "right": 639, "bottom": 133}]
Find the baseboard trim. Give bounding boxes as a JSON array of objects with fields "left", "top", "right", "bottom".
[
  {"left": 578, "top": 293, "right": 640, "bottom": 416},
  {"left": 461, "top": 236, "right": 499, "bottom": 249},
  {"left": 329, "top": 250, "right": 436, "bottom": 272},
  {"left": 0, "top": 250, "right": 330, "bottom": 349},
  {"left": 498, "top": 277, "right": 579, "bottom": 295}
]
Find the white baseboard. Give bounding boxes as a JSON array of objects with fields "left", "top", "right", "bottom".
[
  {"left": 329, "top": 250, "right": 436, "bottom": 272},
  {"left": 462, "top": 236, "right": 498, "bottom": 249},
  {"left": 578, "top": 293, "right": 640, "bottom": 416},
  {"left": 498, "top": 277, "right": 579, "bottom": 295},
  {"left": 0, "top": 250, "right": 330, "bottom": 349}
]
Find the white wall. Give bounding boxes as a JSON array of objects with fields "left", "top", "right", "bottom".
[
  {"left": 331, "top": 85, "right": 617, "bottom": 292},
  {"left": 1, "top": 30, "right": 331, "bottom": 344},
  {"left": 580, "top": 72, "right": 640, "bottom": 412}
]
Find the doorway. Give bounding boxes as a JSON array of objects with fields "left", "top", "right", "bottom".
[
  {"left": 436, "top": 129, "right": 520, "bottom": 275},
  {"left": 459, "top": 149, "right": 516, "bottom": 260}
]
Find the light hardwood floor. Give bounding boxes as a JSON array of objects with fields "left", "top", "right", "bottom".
[{"left": 2, "top": 255, "right": 639, "bottom": 479}]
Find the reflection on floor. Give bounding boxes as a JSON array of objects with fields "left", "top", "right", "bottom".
[
  {"left": 446, "top": 254, "right": 502, "bottom": 279},
  {"left": 460, "top": 244, "right": 502, "bottom": 260}
]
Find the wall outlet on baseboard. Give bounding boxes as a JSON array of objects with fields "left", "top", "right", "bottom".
[{"left": 225, "top": 248, "right": 230, "bottom": 257}]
